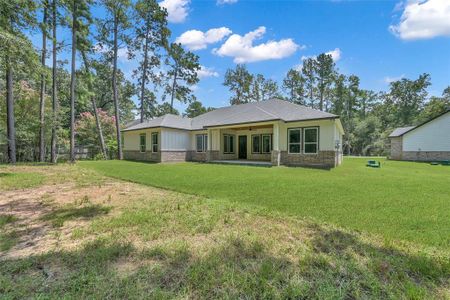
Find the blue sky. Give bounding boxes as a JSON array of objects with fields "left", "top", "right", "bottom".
[{"left": 31, "top": 0, "right": 450, "bottom": 113}]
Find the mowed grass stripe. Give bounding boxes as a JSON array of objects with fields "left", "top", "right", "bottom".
[{"left": 80, "top": 158, "right": 450, "bottom": 248}]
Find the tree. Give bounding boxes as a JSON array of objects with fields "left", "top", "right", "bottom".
[
  {"left": 282, "top": 69, "right": 305, "bottom": 104},
  {"left": 389, "top": 73, "right": 431, "bottom": 126},
  {"left": 50, "top": 0, "right": 60, "bottom": 163},
  {"left": 314, "top": 53, "right": 335, "bottom": 111},
  {"left": 130, "top": 0, "right": 170, "bottom": 123},
  {"left": 301, "top": 58, "right": 316, "bottom": 108},
  {"left": 251, "top": 74, "right": 279, "bottom": 102},
  {"left": 154, "top": 102, "right": 179, "bottom": 117},
  {"left": 165, "top": 43, "right": 200, "bottom": 113},
  {"left": 98, "top": 0, "right": 131, "bottom": 160},
  {"left": 185, "top": 100, "right": 214, "bottom": 118},
  {"left": 66, "top": 0, "right": 92, "bottom": 162},
  {"left": 418, "top": 86, "right": 450, "bottom": 122},
  {"left": 330, "top": 74, "right": 347, "bottom": 116},
  {"left": 223, "top": 64, "right": 253, "bottom": 105},
  {"left": 39, "top": 0, "right": 49, "bottom": 162},
  {"left": 0, "top": 0, "right": 38, "bottom": 163}
]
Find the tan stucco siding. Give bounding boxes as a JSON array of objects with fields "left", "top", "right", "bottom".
[{"left": 123, "top": 128, "right": 160, "bottom": 152}]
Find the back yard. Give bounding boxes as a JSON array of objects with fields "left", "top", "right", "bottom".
[{"left": 1, "top": 158, "right": 449, "bottom": 298}]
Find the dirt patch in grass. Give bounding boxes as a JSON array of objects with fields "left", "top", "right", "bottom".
[{"left": 0, "top": 164, "right": 449, "bottom": 298}]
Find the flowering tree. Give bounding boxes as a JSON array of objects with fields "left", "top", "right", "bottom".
[{"left": 75, "top": 109, "right": 117, "bottom": 158}]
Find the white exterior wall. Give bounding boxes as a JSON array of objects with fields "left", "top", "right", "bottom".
[
  {"left": 403, "top": 112, "right": 450, "bottom": 151},
  {"left": 278, "top": 118, "right": 339, "bottom": 151},
  {"left": 161, "top": 128, "right": 190, "bottom": 151},
  {"left": 123, "top": 128, "right": 160, "bottom": 151}
]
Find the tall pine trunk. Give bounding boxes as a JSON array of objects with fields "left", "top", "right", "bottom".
[
  {"left": 50, "top": 0, "right": 58, "bottom": 163},
  {"left": 39, "top": 2, "right": 48, "bottom": 162},
  {"left": 112, "top": 14, "right": 123, "bottom": 160},
  {"left": 170, "top": 67, "right": 177, "bottom": 114},
  {"left": 92, "top": 98, "right": 107, "bottom": 159},
  {"left": 139, "top": 27, "right": 150, "bottom": 123},
  {"left": 6, "top": 58, "right": 16, "bottom": 164},
  {"left": 69, "top": 0, "right": 77, "bottom": 163}
]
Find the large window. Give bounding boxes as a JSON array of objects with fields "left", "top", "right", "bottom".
[
  {"left": 262, "top": 134, "right": 271, "bottom": 153},
  {"left": 223, "top": 134, "right": 234, "bottom": 154},
  {"left": 139, "top": 133, "right": 146, "bottom": 152},
  {"left": 252, "top": 134, "right": 272, "bottom": 154},
  {"left": 288, "top": 128, "right": 301, "bottom": 154},
  {"left": 196, "top": 134, "right": 208, "bottom": 152},
  {"left": 303, "top": 127, "right": 318, "bottom": 154},
  {"left": 252, "top": 135, "right": 260, "bottom": 153},
  {"left": 151, "top": 132, "right": 158, "bottom": 153}
]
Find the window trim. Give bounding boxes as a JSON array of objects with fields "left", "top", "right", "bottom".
[
  {"left": 223, "top": 134, "right": 235, "bottom": 154},
  {"left": 139, "top": 133, "right": 146, "bottom": 153},
  {"left": 151, "top": 132, "right": 158, "bottom": 153},
  {"left": 251, "top": 134, "right": 261, "bottom": 154},
  {"left": 196, "top": 134, "right": 208, "bottom": 153},
  {"left": 287, "top": 128, "right": 302, "bottom": 154},
  {"left": 261, "top": 134, "right": 272, "bottom": 154},
  {"left": 303, "top": 127, "right": 319, "bottom": 155}
]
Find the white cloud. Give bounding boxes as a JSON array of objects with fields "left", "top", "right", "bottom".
[
  {"left": 389, "top": 0, "right": 450, "bottom": 40},
  {"left": 217, "top": 0, "right": 238, "bottom": 5},
  {"left": 213, "top": 26, "right": 300, "bottom": 63},
  {"left": 326, "top": 48, "right": 341, "bottom": 62},
  {"left": 176, "top": 27, "right": 232, "bottom": 50},
  {"left": 159, "top": 0, "right": 190, "bottom": 23},
  {"left": 197, "top": 66, "right": 219, "bottom": 79},
  {"left": 300, "top": 48, "right": 342, "bottom": 62},
  {"left": 384, "top": 74, "right": 405, "bottom": 83}
]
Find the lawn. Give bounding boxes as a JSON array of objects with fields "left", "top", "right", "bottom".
[
  {"left": 80, "top": 157, "right": 450, "bottom": 248},
  {"left": 0, "top": 163, "right": 449, "bottom": 298}
]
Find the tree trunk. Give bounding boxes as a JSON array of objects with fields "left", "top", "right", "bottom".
[
  {"left": 112, "top": 14, "right": 123, "bottom": 160},
  {"left": 170, "top": 67, "right": 177, "bottom": 114},
  {"left": 39, "top": 2, "right": 48, "bottom": 162},
  {"left": 50, "top": 0, "right": 58, "bottom": 163},
  {"left": 139, "top": 26, "right": 150, "bottom": 123},
  {"left": 92, "top": 97, "right": 107, "bottom": 159},
  {"left": 69, "top": 0, "right": 77, "bottom": 163},
  {"left": 6, "top": 58, "right": 16, "bottom": 164}
]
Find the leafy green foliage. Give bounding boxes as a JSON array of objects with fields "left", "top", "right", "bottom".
[{"left": 184, "top": 100, "right": 214, "bottom": 118}]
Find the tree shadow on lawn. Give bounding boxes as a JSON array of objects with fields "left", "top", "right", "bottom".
[
  {"left": 40, "top": 204, "right": 111, "bottom": 227},
  {"left": 1, "top": 225, "right": 448, "bottom": 299}
]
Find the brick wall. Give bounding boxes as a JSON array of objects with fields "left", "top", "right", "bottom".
[
  {"left": 189, "top": 151, "right": 207, "bottom": 162},
  {"left": 123, "top": 150, "right": 160, "bottom": 162},
  {"left": 207, "top": 150, "right": 220, "bottom": 161},
  {"left": 401, "top": 151, "right": 450, "bottom": 161},
  {"left": 160, "top": 151, "right": 189, "bottom": 162},
  {"left": 389, "top": 137, "right": 403, "bottom": 160},
  {"left": 279, "top": 150, "right": 337, "bottom": 168}
]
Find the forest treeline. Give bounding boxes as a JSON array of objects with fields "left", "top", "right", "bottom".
[{"left": 1, "top": 0, "right": 449, "bottom": 163}]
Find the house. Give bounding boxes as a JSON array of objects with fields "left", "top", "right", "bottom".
[
  {"left": 122, "top": 98, "right": 344, "bottom": 168},
  {"left": 389, "top": 110, "right": 450, "bottom": 161}
]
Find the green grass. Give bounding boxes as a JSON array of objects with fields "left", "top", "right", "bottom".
[
  {"left": 0, "top": 172, "right": 45, "bottom": 191},
  {"left": 80, "top": 158, "right": 450, "bottom": 248}
]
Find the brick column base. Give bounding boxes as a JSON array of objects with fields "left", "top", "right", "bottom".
[{"left": 271, "top": 150, "right": 281, "bottom": 166}]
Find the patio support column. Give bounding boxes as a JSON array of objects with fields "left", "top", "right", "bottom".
[
  {"left": 272, "top": 122, "right": 281, "bottom": 166},
  {"left": 206, "top": 129, "right": 219, "bottom": 161}
]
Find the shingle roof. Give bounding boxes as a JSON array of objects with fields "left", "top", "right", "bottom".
[
  {"left": 389, "top": 126, "right": 415, "bottom": 137},
  {"left": 124, "top": 98, "right": 338, "bottom": 132}
]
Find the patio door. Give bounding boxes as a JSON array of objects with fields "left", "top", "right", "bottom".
[{"left": 238, "top": 135, "right": 247, "bottom": 159}]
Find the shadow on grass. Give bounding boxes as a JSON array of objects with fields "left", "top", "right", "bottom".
[
  {"left": 41, "top": 205, "right": 111, "bottom": 227},
  {"left": 1, "top": 226, "right": 449, "bottom": 299}
]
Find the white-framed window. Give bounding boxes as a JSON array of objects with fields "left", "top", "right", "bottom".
[
  {"left": 196, "top": 134, "right": 208, "bottom": 152},
  {"left": 151, "top": 132, "right": 158, "bottom": 153},
  {"left": 288, "top": 128, "right": 301, "bottom": 154},
  {"left": 303, "top": 127, "right": 318, "bottom": 154},
  {"left": 139, "top": 133, "right": 146, "bottom": 152},
  {"left": 262, "top": 134, "right": 271, "bottom": 153},
  {"left": 252, "top": 134, "right": 261, "bottom": 154},
  {"left": 223, "top": 134, "right": 234, "bottom": 154}
]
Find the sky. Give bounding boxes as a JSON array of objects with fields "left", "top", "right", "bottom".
[{"left": 30, "top": 0, "right": 450, "bottom": 114}]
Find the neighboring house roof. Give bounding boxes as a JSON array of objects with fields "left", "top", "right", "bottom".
[
  {"left": 388, "top": 126, "right": 415, "bottom": 137},
  {"left": 123, "top": 98, "right": 339, "bottom": 132},
  {"left": 389, "top": 109, "right": 450, "bottom": 137}
]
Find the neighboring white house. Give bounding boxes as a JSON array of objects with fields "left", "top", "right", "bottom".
[
  {"left": 389, "top": 110, "right": 450, "bottom": 161},
  {"left": 122, "top": 99, "right": 344, "bottom": 168}
]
